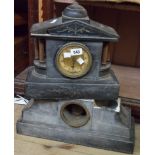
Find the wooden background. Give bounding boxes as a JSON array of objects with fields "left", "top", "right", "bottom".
[{"left": 54, "top": 2, "right": 140, "bottom": 67}]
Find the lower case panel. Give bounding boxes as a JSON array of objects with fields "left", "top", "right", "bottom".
[
  {"left": 17, "top": 99, "right": 134, "bottom": 153},
  {"left": 25, "top": 68, "right": 119, "bottom": 100}
]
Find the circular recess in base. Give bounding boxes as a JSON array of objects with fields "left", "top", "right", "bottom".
[{"left": 60, "top": 101, "right": 90, "bottom": 128}]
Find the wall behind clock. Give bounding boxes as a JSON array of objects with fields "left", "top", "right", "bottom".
[{"left": 54, "top": 2, "right": 140, "bottom": 67}]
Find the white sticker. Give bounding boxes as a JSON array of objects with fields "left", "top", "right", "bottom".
[
  {"left": 77, "top": 57, "right": 84, "bottom": 65},
  {"left": 71, "top": 48, "right": 83, "bottom": 56},
  {"left": 114, "top": 98, "right": 121, "bottom": 113},
  {"left": 64, "top": 52, "right": 71, "bottom": 58},
  {"left": 14, "top": 95, "right": 29, "bottom": 105}
]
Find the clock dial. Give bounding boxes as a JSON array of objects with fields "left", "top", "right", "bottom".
[{"left": 56, "top": 42, "right": 92, "bottom": 78}]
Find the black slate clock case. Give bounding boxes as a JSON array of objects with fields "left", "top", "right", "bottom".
[
  {"left": 25, "top": 2, "right": 120, "bottom": 100},
  {"left": 17, "top": 3, "right": 135, "bottom": 154}
]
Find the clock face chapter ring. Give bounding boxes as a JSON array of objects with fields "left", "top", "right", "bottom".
[{"left": 55, "top": 42, "right": 92, "bottom": 78}]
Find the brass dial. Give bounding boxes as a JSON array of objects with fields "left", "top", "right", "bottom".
[{"left": 56, "top": 42, "right": 92, "bottom": 78}]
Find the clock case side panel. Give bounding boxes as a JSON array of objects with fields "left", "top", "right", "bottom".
[{"left": 46, "top": 40, "right": 103, "bottom": 80}]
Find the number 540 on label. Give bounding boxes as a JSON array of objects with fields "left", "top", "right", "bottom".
[{"left": 71, "top": 48, "right": 83, "bottom": 56}]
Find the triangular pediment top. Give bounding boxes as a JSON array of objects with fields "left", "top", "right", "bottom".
[
  {"left": 31, "top": 18, "right": 119, "bottom": 41},
  {"left": 47, "top": 20, "right": 119, "bottom": 40}
]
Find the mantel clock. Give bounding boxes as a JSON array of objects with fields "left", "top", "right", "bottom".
[{"left": 17, "top": 3, "right": 135, "bottom": 153}]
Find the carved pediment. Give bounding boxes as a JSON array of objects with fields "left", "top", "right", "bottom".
[
  {"left": 31, "top": 3, "right": 119, "bottom": 41},
  {"left": 47, "top": 20, "right": 118, "bottom": 40}
]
